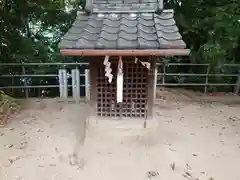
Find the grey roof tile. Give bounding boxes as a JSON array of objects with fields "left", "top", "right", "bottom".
[
  {"left": 154, "top": 18, "right": 176, "bottom": 26},
  {"left": 138, "top": 18, "right": 155, "bottom": 26},
  {"left": 83, "top": 26, "right": 102, "bottom": 34},
  {"left": 107, "top": 14, "right": 121, "bottom": 20},
  {"left": 100, "top": 31, "right": 118, "bottom": 41},
  {"left": 63, "top": 33, "right": 83, "bottom": 41},
  {"left": 76, "top": 38, "right": 96, "bottom": 49},
  {"left": 121, "top": 18, "right": 138, "bottom": 26},
  {"left": 94, "top": 0, "right": 109, "bottom": 4},
  {"left": 87, "top": 19, "right": 103, "bottom": 28},
  {"left": 140, "top": 0, "right": 157, "bottom": 3},
  {"left": 102, "top": 25, "right": 119, "bottom": 33},
  {"left": 125, "top": 0, "right": 140, "bottom": 3},
  {"left": 138, "top": 38, "right": 159, "bottom": 49},
  {"left": 155, "top": 12, "right": 174, "bottom": 19},
  {"left": 156, "top": 31, "right": 181, "bottom": 40},
  {"left": 121, "top": 14, "right": 137, "bottom": 20},
  {"left": 72, "top": 20, "right": 88, "bottom": 28},
  {"left": 93, "top": 0, "right": 158, "bottom": 12},
  {"left": 79, "top": 31, "right": 99, "bottom": 41},
  {"left": 119, "top": 31, "right": 138, "bottom": 40},
  {"left": 138, "top": 24, "right": 156, "bottom": 33},
  {"left": 76, "top": 15, "right": 89, "bottom": 21},
  {"left": 103, "top": 19, "right": 120, "bottom": 27},
  {"left": 155, "top": 24, "right": 178, "bottom": 33},
  {"left": 117, "top": 38, "right": 138, "bottom": 49},
  {"left": 158, "top": 38, "right": 186, "bottom": 49},
  {"left": 96, "top": 38, "right": 117, "bottom": 49},
  {"left": 59, "top": 10, "right": 186, "bottom": 50},
  {"left": 139, "top": 13, "right": 153, "bottom": 19},
  {"left": 120, "top": 25, "right": 138, "bottom": 33},
  {"left": 68, "top": 27, "right": 83, "bottom": 34},
  {"left": 139, "top": 30, "right": 157, "bottom": 41},
  {"left": 59, "top": 39, "right": 76, "bottom": 49}
]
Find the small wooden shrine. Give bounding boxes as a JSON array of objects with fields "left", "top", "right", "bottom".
[{"left": 59, "top": 0, "right": 189, "bottom": 122}]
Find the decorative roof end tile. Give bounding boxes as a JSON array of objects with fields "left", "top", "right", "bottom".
[{"left": 85, "top": 0, "right": 93, "bottom": 13}]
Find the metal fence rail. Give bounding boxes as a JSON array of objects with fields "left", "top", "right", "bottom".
[
  {"left": 156, "top": 63, "right": 240, "bottom": 94},
  {"left": 0, "top": 62, "right": 239, "bottom": 98},
  {"left": 0, "top": 62, "right": 89, "bottom": 99}
]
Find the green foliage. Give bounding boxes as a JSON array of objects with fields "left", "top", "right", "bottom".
[
  {"left": 169, "top": 0, "right": 240, "bottom": 66},
  {"left": 1, "top": 0, "right": 81, "bottom": 64},
  {"left": 0, "top": 91, "right": 20, "bottom": 126}
]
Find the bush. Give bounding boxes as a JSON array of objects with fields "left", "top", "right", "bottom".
[{"left": 0, "top": 91, "right": 20, "bottom": 126}]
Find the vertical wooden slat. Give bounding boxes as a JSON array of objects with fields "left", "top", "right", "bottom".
[
  {"left": 153, "top": 66, "right": 158, "bottom": 104},
  {"left": 89, "top": 58, "right": 98, "bottom": 118},
  {"left": 147, "top": 56, "right": 156, "bottom": 120}
]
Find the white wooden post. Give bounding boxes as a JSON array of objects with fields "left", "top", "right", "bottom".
[
  {"left": 71, "top": 68, "right": 80, "bottom": 103},
  {"left": 85, "top": 69, "right": 90, "bottom": 101},
  {"left": 58, "top": 69, "right": 68, "bottom": 99},
  {"left": 235, "top": 74, "right": 240, "bottom": 94}
]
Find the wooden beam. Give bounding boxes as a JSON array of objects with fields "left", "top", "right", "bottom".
[{"left": 60, "top": 49, "right": 190, "bottom": 56}]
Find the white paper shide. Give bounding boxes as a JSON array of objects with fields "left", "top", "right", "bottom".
[
  {"left": 103, "top": 56, "right": 113, "bottom": 83},
  {"left": 117, "top": 56, "right": 123, "bottom": 103}
]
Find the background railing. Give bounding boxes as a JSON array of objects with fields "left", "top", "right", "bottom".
[
  {"left": 0, "top": 62, "right": 89, "bottom": 98},
  {"left": 156, "top": 63, "right": 240, "bottom": 94},
  {"left": 0, "top": 62, "right": 239, "bottom": 99}
]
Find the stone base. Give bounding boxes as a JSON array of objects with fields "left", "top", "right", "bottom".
[{"left": 86, "top": 116, "right": 158, "bottom": 129}]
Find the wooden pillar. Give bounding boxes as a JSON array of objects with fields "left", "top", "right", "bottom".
[
  {"left": 89, "top": 58, "right": 98, "bottom": 119},
  {"left": 147, "top": 56, "right": 156, "bottom": 120}
]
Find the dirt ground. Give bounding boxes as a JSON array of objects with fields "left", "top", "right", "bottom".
[{"left": 0, "top": 90, "right": 240, "bottom": 180}]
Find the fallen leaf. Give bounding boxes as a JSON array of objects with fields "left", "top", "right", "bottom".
[
  {"left": 147, "top": 171, "right": 159, "bottom": 178},
  {"left": 37, "top": 129, "right": 43, "bottom": 132},
  {"left": 20, "top": 132, "right": 27, "bottom": 136},
  {"left": 7, "top": 144, "right": 14, "bottom": 148},
  {"left": 8, "top": 156, "right": 21, "bottom": 164},
  {"left": 170, "top": 162, "right": 175, "bottom": 171},
  {"left": 169, "top": 148, "right": 176, "bottom": 152},
  {"left": 185, "top": 163, "right": 192, "bottom": 170},
  {"left": 184, "top": 171, "right": 192, "bottom": 177}
]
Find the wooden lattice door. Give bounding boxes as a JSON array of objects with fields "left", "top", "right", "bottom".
[{"left": 96, "top": 57, "right": 149, "bottom": 119}]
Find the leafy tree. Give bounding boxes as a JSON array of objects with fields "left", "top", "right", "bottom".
[
  {"left": 1, "top": 0, "right": 80, "bottom": 64},
  {"left": 167, "top": 0, "right": 240, "bottom": 66}
]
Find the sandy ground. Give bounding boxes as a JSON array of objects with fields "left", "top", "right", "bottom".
[{"left": 0, "top": 92, "right": 240, "bottom": 180}]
